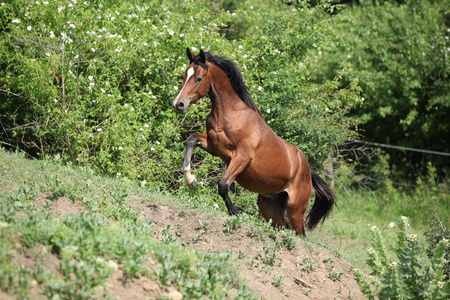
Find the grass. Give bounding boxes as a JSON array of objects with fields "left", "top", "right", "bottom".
[
  {"left": 1, "top": 147, "right": 447, "bottom": 297},
  {"left": 306, "top": 178, "right": 449, "bottom": 269},
  {"left": 0, "top": 148, "right": 258, "bottom": 299}
]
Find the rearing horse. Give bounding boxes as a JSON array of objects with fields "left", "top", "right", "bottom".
[{"left": 173, "top": 48, "right": 335, "bottom": 235}]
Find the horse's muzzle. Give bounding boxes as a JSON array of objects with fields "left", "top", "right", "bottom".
[{"left": 174, "top": 101, "right": 188, "bottom": 114}]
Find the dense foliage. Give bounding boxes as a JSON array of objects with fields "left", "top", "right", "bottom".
[
  {"left": 0, "top": 0, "right": 361, "bottom": 191},
  {"left": 313, "top": 0, "right": 450, "bottom": 181}
]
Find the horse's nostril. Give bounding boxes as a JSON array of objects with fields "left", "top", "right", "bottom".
[{"left": 177, "top": 102, "right": 184, "bottom": 109}]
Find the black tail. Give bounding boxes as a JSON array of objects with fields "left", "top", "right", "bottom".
[{"left": 305, "top": 169, "right": 336, "bottom": 231}]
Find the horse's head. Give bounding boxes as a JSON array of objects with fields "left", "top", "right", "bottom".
[{"left": 173, "top": 48, "right": 211, "bottom": 114}]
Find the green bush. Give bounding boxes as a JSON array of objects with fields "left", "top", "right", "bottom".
[
  {"left": 354, "top": 216, "right": 450, "bottom": 300},
  {"left": 313, "top": 0, "right": 450, "bottom": 181},
  {"left": 0, "top": 0, "right": 361, "bottom": 195}
]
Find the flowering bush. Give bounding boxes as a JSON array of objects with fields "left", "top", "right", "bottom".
[{"left": 0, "top": 0, "right": 361, "bottom": 195}]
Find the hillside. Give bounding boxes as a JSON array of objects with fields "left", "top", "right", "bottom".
[{"left": 0, "top": 148, "right": 366, "bottom": 299}]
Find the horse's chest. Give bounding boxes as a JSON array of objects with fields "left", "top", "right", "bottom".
[{"left": 206, "top": 122, "right": 234, "bottom": 162}]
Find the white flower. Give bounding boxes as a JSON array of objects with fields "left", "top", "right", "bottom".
[
  {"left": 91, "top": 48, "right": 95, "bottom": 52},
  {"left": 191, "top": 46, "right": 197, "bottom": 52},
  {"left": 179, "top": 34, "right": 184, "bottom": 37},
  {"left": 238, "top": 45, "right": 243, "bottom": 49},
  {"left": 144, "top": 124, "right": 149, "bottom": 128},
  {"left": 118, "top": 146, "right": 123, "bottom": 150},
  {"left": 168, "top": 30, "right": 174, "bottom": 35},
  {"left": 124, "top": 104, "right": 128, "bottom": 108},
  {"left": 143, "top": 42, "right": 148, "bottom": 46},
  {"left": 69, "top": 24, "right": 75, "bottom": 29},
  {"left": 50, "top": 31, "right": 55, "bottom": 38},
  {"left": 100, "top": 88, "right": 106, "bottom": 93},
  {"left": 156, "top": 141, "right": 160, "bottom": 145},
  {"left": 89, "top": 82, "right": 95, "bottom": 89},
  {"left": 391, "top": 261, "right": 397, "bottom": 269},
  {"left": 165, "top": 58, "right": 170, "bottom": 62},
  {"left": 258, "top": 86, "right": 263, "bottom": 91},
  {"left": 27, "top": 26, "right": 32, "bottom": 31},
  {"left": 58, "top": 6, "right": 63, "bottom": 13},
  {"left": 12, "top": 19, "right": 20, "bottom": 23},
  {"left": 151, "top": 147, "right": 155, "bottom": 151},
  {"left": 174, "top": 86, "right": 178, "bottom": 91},
  {"left": 141, "top": 180, "right": 147, "bottom": 186},
  {"left": 266, "top": 108, "right": 270, "bottom": 113},
  {"left": 97, "top": 128, "right": 102, "bottom": 132},
  {"left": 88, "top": 76, "right": 93, "bottom": 81}
]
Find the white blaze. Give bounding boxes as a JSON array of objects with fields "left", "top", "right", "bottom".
[{"left": 173, "top": 67, "right": 194, "bottom": 107}]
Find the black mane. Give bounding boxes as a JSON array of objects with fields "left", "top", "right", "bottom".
[{"left": 194, "top": 52, "right": 263, "bottom": 117}]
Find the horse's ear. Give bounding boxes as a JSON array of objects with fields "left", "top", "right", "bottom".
[
  {"left": 199, "top": 49, "right": 206, "bottom": 64},
  {"left": 186, "top": 47, "right": 195, "bottom": 63}
]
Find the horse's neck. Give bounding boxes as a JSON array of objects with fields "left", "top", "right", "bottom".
[
  {"left": 207, "top": 67, "right": 243, "bottom": 121},
  {"left": 208, "top": 84, "right": 242, "bottom": 122}
]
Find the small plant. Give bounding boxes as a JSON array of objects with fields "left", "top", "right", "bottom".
[
  {"left": 256, "top": 243, "right": 278, "bottom": 266},
  {"left": 301, "top": 287, "right": 311, "bottom": 296},
  {"left": 354, "top": 216, "right": 450, "bottom": 300},
  {"left": 272, "top": 274, "right": 285, "bottom": 292},
  {"left": 327, "top": 268, "right": 344, "bottom": 282},
  {"left": 425, "top": 213, "right": 450, "bottom": 279},
  {"left": 159, "top": 225, "right": 177, "bottom": 244},
  {"left": 223, "top": 215, "right": 242, "bottom": 234},
  {"left": 302, "top": 257, "right": 319, "bottom": 272},
  {"left": 198, "top": 219, "right": 211, "bottom": 233},
  {"left": 279, "top": 228, "right": 297, "bottom": 250}
]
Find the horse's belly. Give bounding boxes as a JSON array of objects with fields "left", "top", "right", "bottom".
[{"left": 235, "top": 157, "right": 293, "bottom": 195}]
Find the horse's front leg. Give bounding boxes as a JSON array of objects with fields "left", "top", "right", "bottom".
[
  {"left": 218, "top": 153, "right": 252, "bottom": 215},
  {"left": 181, "top": 133, "right": 213, "bottom": 189}
]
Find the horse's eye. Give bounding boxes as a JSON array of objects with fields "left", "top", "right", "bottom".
[{"left": 196, "top": 77, "right": 202, "bottom": 83}]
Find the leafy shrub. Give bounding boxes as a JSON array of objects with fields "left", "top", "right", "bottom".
[
  {"left": 425, "top": 214, "right": 450, "bottom": 280},
  {"left": 354, "top": 216, "right": 450, "bottom": 300},
  {"left": 0, "top": 0, "right": 361, "bottom": 197},
  {"left": 313, "top": 0, "right": 450, "bottom": 181}
]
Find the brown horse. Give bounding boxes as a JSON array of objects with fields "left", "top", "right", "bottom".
[{"left": 173, "top": 48, "right": 335, "bottom": 235}]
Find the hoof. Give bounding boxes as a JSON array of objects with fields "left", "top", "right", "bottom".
[
  {"left": 228, "top": 205, "right": 243, "bottom": 215},
  {"left": 186, "top": 177, "right": 197, "bottom": 189}
]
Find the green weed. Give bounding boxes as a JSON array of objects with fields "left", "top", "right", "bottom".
[{"left": 354, "top": 217, "right": 450, "bottom": 300}]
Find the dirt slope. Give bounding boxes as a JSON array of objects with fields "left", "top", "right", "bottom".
[
  {"left": 128, "top": 201, "right": 366, "bottom": 299},
  {"left": 13, "top": 194, "right": 366, "bottom": 299}
]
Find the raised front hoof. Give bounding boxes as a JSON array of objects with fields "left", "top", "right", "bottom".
[
  {"left": 186, "top": 177, "right": 197, "bottom": 189},
  {"left": 227, "top": 205, "right": 243, "bottom": 216}
]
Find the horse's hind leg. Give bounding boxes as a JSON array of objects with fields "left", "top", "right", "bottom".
[
  {"left": 181, "top": 133, "right": 214, "bottom": 189},
  {"left": 286, "top": 189, "right": 311, "bottom": 235},
  {"left": 257, "top": 192, "right": 288, "bottom": 229}
]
